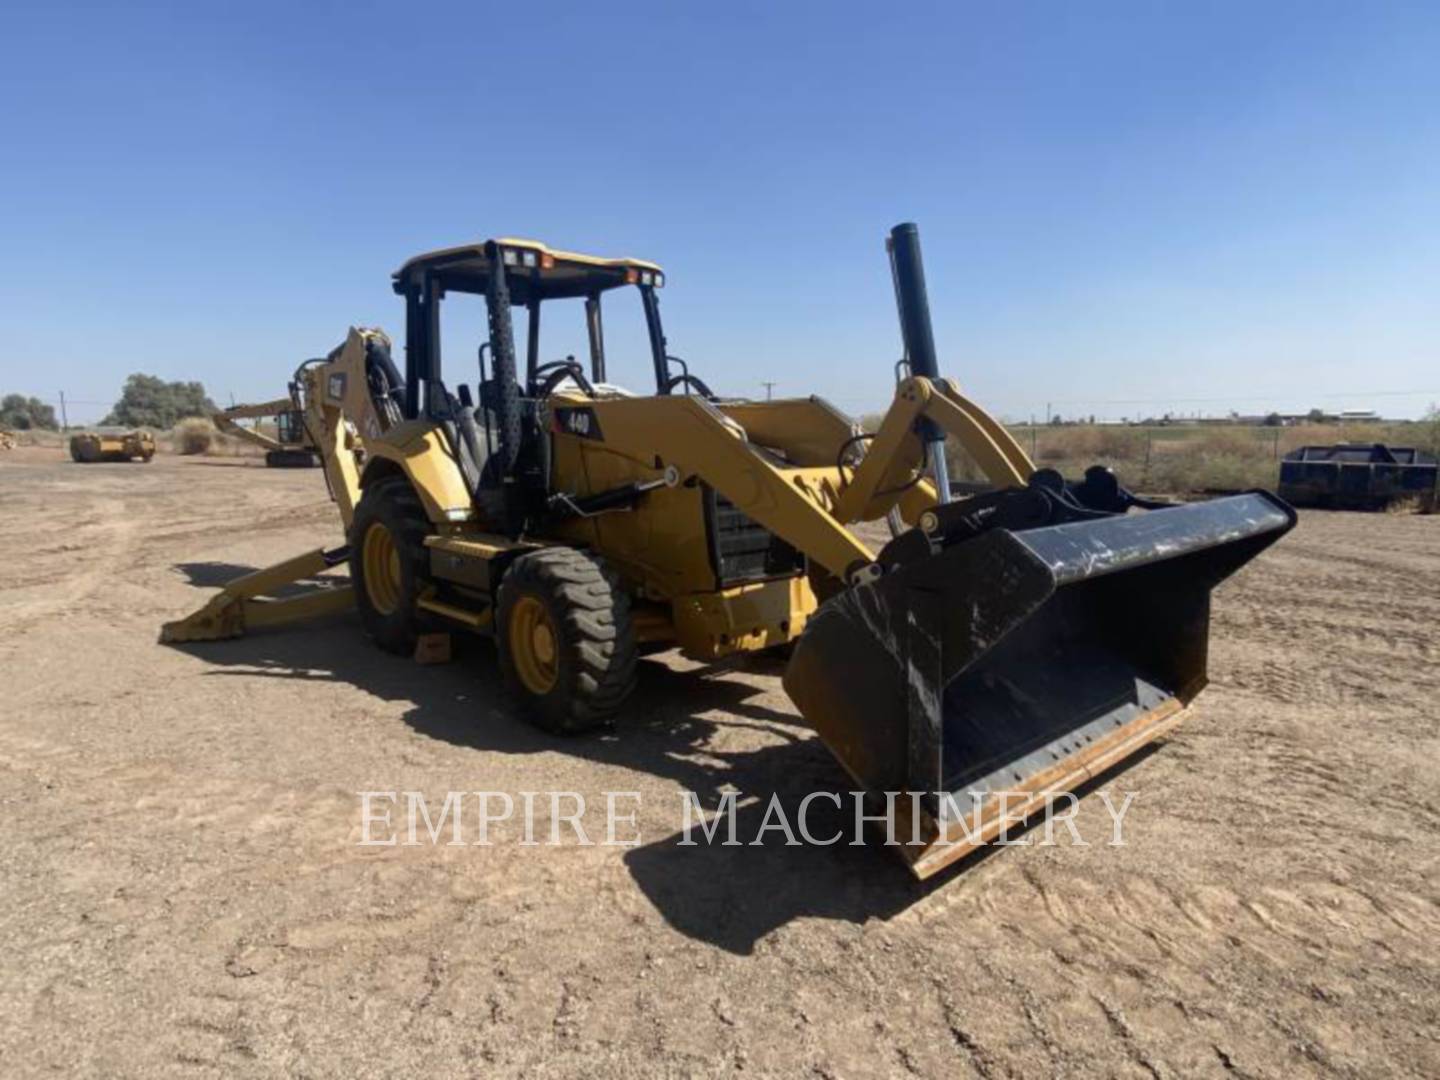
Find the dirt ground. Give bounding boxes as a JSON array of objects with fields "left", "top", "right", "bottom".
[{"left": 1, "top": 448, "right": 1437, "bottom": 1078}]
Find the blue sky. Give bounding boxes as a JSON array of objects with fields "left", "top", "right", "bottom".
[{"left": 1, "top": 1, "right": 1437, "bottom": 424}]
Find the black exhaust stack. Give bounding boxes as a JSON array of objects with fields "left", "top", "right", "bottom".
[{"left": 887, "top": 223, "right": 952, "bottom": 502}]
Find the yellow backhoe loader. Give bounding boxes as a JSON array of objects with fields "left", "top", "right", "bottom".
[
  {"left": 163, "top": 225, "right": 1294, "bottom": 878},
  {"left": 214, "top": 395, "right": 322, "bottom": 467}
]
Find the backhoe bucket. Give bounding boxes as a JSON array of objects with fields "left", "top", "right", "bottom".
[{"left": 783, "top": 492, "right": 1295, "bottom": 879}]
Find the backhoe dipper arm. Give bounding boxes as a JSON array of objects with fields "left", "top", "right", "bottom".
[
  {"left": 302, "top": 328, "right": 376, "bottom": 531},
  {"left": 213, "top": 398, "right": 296, "bottom": 452},
  {"left": 831, "top": 376, "right": 1036, "bottom": 525}
]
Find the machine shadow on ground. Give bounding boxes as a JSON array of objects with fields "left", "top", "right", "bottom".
[
  {"left": 175, "top": 560, "right": 349, "bottom": 598},
  {"left": 166, "top": 563, "right": 1155, "bottom": 954}
]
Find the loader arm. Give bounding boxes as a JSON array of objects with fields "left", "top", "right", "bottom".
[
  {"left": 585, "top": 394, "right": 877, "bottom": 581},
  {"left": 831, "top": 376, "right": 1035, "bottom": 525}
]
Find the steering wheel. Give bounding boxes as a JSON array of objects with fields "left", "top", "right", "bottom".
[
  {"left": 663, "top": 372, "right": 717, "bottom": 400},
  {"left": 532, "top": 359, "right": 595, "bottom": 399}
]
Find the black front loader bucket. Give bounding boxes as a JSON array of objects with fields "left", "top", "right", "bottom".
[{"left": 783, "top": 492, "right": 1296, "bottom": 878}]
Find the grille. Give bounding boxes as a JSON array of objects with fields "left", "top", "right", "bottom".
[{"left": 708, "top": 492, "right": 805, "bottom": 586}]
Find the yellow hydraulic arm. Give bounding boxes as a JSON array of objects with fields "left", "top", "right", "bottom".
[
  {"left": 160, "top": 327, "right": 392, "bottom": 643},
  {"left": 213, "top": 398, "right": 297, "bottom": 453},
  {"left": 160, "top": 548, "right": 353, "bottom": 643},
  {"left": 831, "top": 376, "right": 1036, "bottom": 525}
]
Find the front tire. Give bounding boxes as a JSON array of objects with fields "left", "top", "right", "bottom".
[
  {"left": 349, "top": 477, "right": 433, "bottom": 655},
  {"left": 497, "top": 547, "right": 637, "bottom": 733}
]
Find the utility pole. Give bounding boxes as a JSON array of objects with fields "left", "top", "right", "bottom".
[
  {"left": 58, "top": 391, "right": 68, "bottom": 431},
  {"left": 761, "top": 381, "right": 777, "bottom": 400}
]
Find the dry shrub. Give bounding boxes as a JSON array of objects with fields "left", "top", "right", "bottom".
[
  {"left": 1033, "top": 426, "right": 1145, "bottom": 464},
  {"left": 1190, "top": 427, "right": 1262, "bottom": 458},
  {"left": 1145, "top": 451, "right": 1274, "bottom": 494},
  {"left": 12, "top": 428, "right": 65, "bottom": 448},
  {"left": 1036, "top": 442, "right": 1068, "bottom": 464},
  {"left": 1092, "top": 427, "right": 1145, "bottom": 460},
  {"left": 1385, "top": 493, "right": 1437, "bottom": 516},
  {"left": 173, "top": 417, "right": 215, "bottom": 455},
  {"left": 1421, "top": 406, "right": 1440, "bottom": 455},
  {"left": 944, "top": 442, "right": 992, "bottom": 483}
]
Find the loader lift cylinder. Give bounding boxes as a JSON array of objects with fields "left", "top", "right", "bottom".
[{"left": 888, "top": 222, "right": 952, "bottom": 503}]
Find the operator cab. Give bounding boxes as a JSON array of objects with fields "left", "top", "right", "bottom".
[
  {"left": 391, "top": 237, "right": 711, "bottom": 421},
  {"left": 391, "top": 238, "right": 712, "bottom": 532}
]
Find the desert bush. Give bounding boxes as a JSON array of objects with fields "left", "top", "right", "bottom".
[
  {"left": 173, "top": 417, "right": 215, "bottom": 455},
  {"left": 1191, "top": 427, "right": 1263, "bottom": 458},
  {"left": 1148, "top": 451, "right": 1273, "bottom": 493},
  {"left": 939, "top": 441, "right": 987, "bottom": 483},
  {"left": 1036, "top": 442, "right": 1069, "bottom": 463},
  {"left": 1423, "top": 405, "right": 1440, "bottom": 455},
  {"left": 8, "top": 428, "right": 65, "bottom": 447},
  {"left": 1030, "top": 425, "right": 1146, "bottom": 465}
]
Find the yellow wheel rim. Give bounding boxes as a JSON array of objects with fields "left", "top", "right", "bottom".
[
  {"left": 509, "top": 595, "right": 559, "bottom": 695},
  {"left": 361, "top": 521, "right": 403, "bottom": 615}
]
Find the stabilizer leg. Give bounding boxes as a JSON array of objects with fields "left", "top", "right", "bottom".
[{"left": 160, "top": 546, "right": 352, "bottom": 643}]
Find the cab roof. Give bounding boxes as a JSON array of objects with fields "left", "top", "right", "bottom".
[{"left": 393, "top": 238, "right": 664, "bottom": 302}]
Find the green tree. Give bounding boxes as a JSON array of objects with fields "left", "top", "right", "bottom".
[
  {"left": 1423, "top": 403, "right": 1440, "bottom": 455},
  {"left": 0, "top": 394, "right": 59, "bottom": 430},
  {"left": 103, "top": 374, "right": 216, "bottom": 428}
]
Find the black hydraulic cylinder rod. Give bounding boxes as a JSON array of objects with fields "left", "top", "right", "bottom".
[
  {"left": 888, "top": 223, "right": 940, "bottom": 383},
  {"left": 548, "top": 474, "right": 671, "bottom": 519},
  {"left": 888, "top": 221, "right": 951, "bottom": 498}
]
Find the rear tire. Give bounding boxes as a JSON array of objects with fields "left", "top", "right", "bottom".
[
  {"left": 349, "top": 478, "right": 433, "bottom": 655},
  {"left": 497, "top": 547, "right": 637, "bottom": 733}
]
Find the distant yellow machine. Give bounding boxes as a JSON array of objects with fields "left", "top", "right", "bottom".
[
  {"left": 165, "top": 226, "right": 1294, "bottom": 877},
  {"left": 70, "top": 430, "right": 155, "bottom": 463},
  {"left": 214, "top": 395, "right": 322, "bottom": 468}
]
